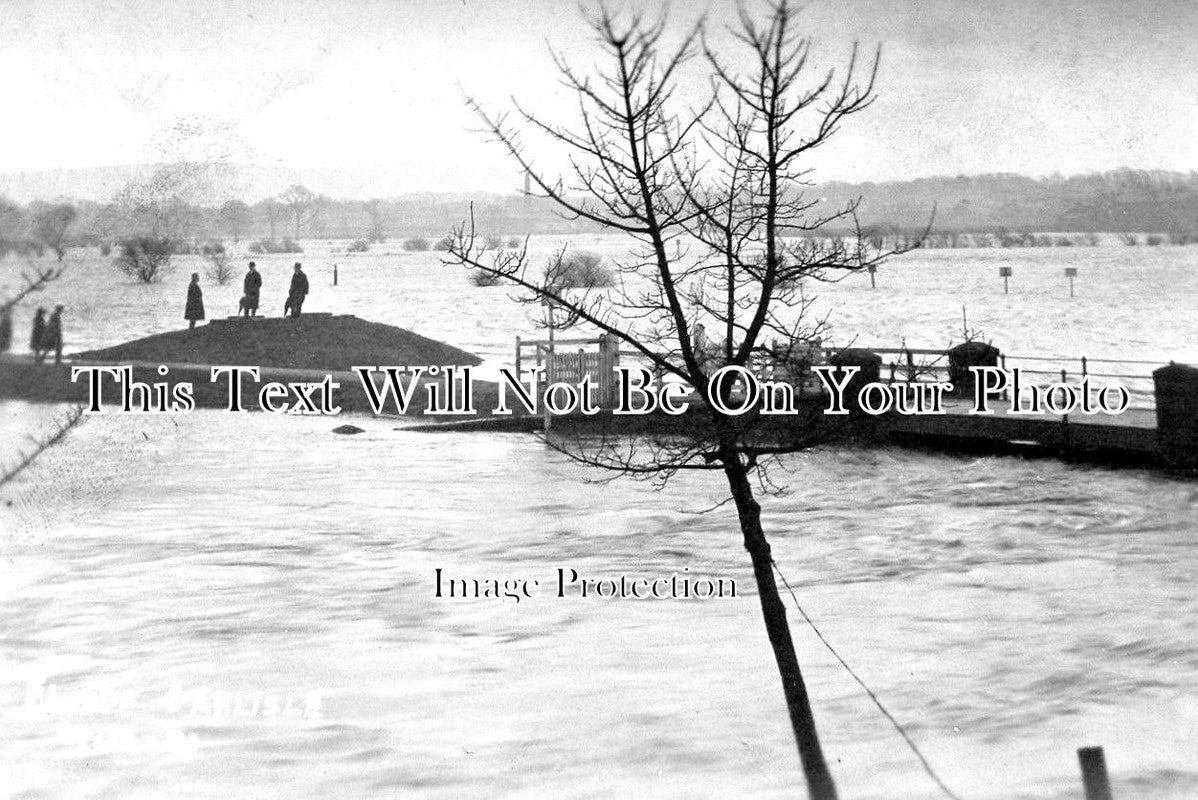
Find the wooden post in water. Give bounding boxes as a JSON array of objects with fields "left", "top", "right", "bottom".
[
  {"left": 1153, "top": 362, "right": 1198, "bottom": 469},
  {"left": 867, "top": 263, "right": 877, "bottom": 288},
  {"left": 999, "top": 266, "right": 1012, "bottom": 294},
  {"left": 333, "top": 263, "right": 338, "bottom": 286},
  {"left": 1065, "top": 266, "right": 1077, "bottom": 297},
  {"left": 544, "top": 303, "right": 555, "bottom": 434},
  {"left": 1077, "top": 746, "right": 1113, "bottom": 800},
  {"left": 1060, "top": 368, "right": 1071, "bottom": 448}
]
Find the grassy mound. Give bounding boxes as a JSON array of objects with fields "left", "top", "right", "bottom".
[{"left": 73, "top": 314, "right": 481, "bottom": 371}]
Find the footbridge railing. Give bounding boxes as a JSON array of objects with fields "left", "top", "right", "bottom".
[{"left": 513, "top": 335, "right": 1171, "bottom": 411}]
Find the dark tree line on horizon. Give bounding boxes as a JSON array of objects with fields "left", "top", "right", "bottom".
[{"left": 1, "top": 167, "right": 1196, "bottom": 259}]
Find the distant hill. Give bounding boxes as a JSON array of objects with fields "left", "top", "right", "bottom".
[
  {"left": 1, "top": 163, "right": 1196, "bottom": 237},
  {"left": 816, "top": 171, "right": 1198, "bottom": 234},
  {"left": 0, "top": 163, "right": 503, "bottom": 205}
]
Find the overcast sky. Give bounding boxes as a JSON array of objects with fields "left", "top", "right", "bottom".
[{"left": 1, "top": 0, "right": 1195, "bottom": 194}]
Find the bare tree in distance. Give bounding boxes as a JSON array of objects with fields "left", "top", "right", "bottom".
[
  {"left": 31, "top": 203, "right": 78, "bottom": 262},
  {"left": 114, "top": 236, "right": 175, "bottom": 284},
  {"left": 446, "top": 3, "right": 915, "bottom": 797},
  {"left": 201, "top": 241, "right": 234, "bottom": 285},
  {"left": 280, "top": 184, "right": 323, "bottom": 240},
  {"left": 364, "top": 199, "right": 387, "bottom": 243},
  {"left": 218, "top": 199, "right": 251, "bottom": 242},
  {"left": 260, "top": 198, "right": 283, "bottom": 241},
  {"left": 110, "top": 165, "right": 209, "bottom": 242}
]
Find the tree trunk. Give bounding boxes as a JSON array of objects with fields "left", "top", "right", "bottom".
[{"left": 724, "top": 455, "right": 838, "bottom": 800}]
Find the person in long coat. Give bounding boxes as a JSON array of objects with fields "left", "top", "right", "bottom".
[
  {"left": 43, "top": 305, "right": 64, "bottom": 364},
  {"left": 0, "top": 305, "right": 12, "bottom": 354},
  {"left": 287, "top": 262, "right": 309, "bottom": 318},
  {"left": 242, "top": 261, "right": 262, "bottom": 317},
  {"left": 30, "top": 307, "right": 46, "bottom": 363},
  {"left": 185, "top": 273, "right": 205, "bottom": 330}
]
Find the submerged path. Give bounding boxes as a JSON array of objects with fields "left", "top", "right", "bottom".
[
  {"left": 0, "top": 313, "right": 1181, "bottom": 473},
  {"left": 405, "top": 390, "right": 1164, "bottom": 469}
]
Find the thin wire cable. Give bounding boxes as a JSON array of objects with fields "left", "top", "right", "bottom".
[{"left": 772, "top": 560, "right": 965, "bottom": 800}]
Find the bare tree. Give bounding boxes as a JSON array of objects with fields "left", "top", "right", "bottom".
[
  {"left": 110, "top": 166, "right": 205, "bottom": 242},
  {"left": 364, "top": 198, "right": 386, "bottom": 243},
  {"left": 218, "top": 199, "right": 251, "bottom": 242},
  {"left": 0, "top": 267, "right": 83, "bottom": 490},
  {"left": 114, "top": 236, "right": 175, "bottom": 283},
  {"left": 446, "top": 3, "right": 906, "bottom": 797},
  {"left": 201, "top": 241, "right": 234, "bottom": 285},
  {"left": 260, "top": 199, "right": 283, "bottom": 241},
  {"left": 31, "top": 203, "right": 78, "bottom": 261},
  {"left": 0, "top": 406, "right": 86, "bottom": 492},
  {"left": 1, "top": 262, "right": 65, "bottom": 315},
  {"left": 280, "top": 184, "right": 323, "bottom": 240}
]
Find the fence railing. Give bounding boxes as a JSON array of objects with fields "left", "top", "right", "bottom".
[{"left": 513, "top": 335, "right": 1168, "bottom": 411}]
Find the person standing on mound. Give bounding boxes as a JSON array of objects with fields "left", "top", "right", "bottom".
[
  {"left": 44, "top": 305, "right": 64, "bottom": 365},
  {"left": 287, "top": 262, "right": 309, "bottom": 318},
  {"left": 242, "top": 261, "right": 262, "bottom": 317},
  {"left": 185, "top": 272, "right": 205, "bottom": 330},
  {"left": 0, "top": 305, "right": 12, "bottom": 354},
  {"left": 30, "top": 307, "right": 46, "bottom": 363}
]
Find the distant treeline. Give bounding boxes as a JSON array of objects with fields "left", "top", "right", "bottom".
[
  {"left": 0, "top": 183, "right": 591, "bottom": 258},
  {"left": 1, "top": 168, "right": 1196, "bottom": 256},
  {"left": 817, "top": 169, "right": 1198, "bottom": 240}
]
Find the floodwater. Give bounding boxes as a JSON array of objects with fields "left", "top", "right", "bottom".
[
  {"left": 3, "top": 237, "right": 1197, "bottom": 370},
  {"left": 1, "top": 240, "right": 1197, "bottom": 798}
]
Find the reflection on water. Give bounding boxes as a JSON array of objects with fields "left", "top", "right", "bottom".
[{"left": 1, "top": 405, "right": 1196, "bottom": 798}]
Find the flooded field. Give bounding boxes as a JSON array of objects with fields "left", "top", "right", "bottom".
[
  {"left": 1, "top": 239, "right": 1197, "bottom": 798},
  {"left": 2, "top": 237, "right": 1197, "bottom": 371}
]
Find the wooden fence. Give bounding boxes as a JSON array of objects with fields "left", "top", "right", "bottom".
[{"left": 515, "top": 333, "right": 622, "bottom": 407}]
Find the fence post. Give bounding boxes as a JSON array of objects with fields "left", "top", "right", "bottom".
[
  {"left": 947, "top": 341, "right": 1001, "bottom": 398},
  {"left": 1153, "top": 362, "right": 1198, "bottom": 469},
  {"left": 1077, "top": 746, "right": 1113, "bottom": 800},
  {"left": 605, "top": 334, "right": 620, "bottom": 407},
  {"left": 515, "top": 336, "right": 522, "bottom": 379},
  {"left": 1060, "top": 368, "right": 1071, "bottom": 448}
]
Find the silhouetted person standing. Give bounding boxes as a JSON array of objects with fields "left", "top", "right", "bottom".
[
  {"left": 243, "top": 261, "right": 262, "bottom": 317},
  {"left": 287, "top": 262, "right": 309, "bottom": 318},
  {"left": 0, "top": 305, "right": 12, "bottom": 354},
  {"left": 44, "top": 305, "right": 64, "bottom": 365},
  {"left": 185, "top": 272, "right": 205, "bottom": 330},
  {"left": 30, "top": 307, "right": 46, "bottom": 363}
]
